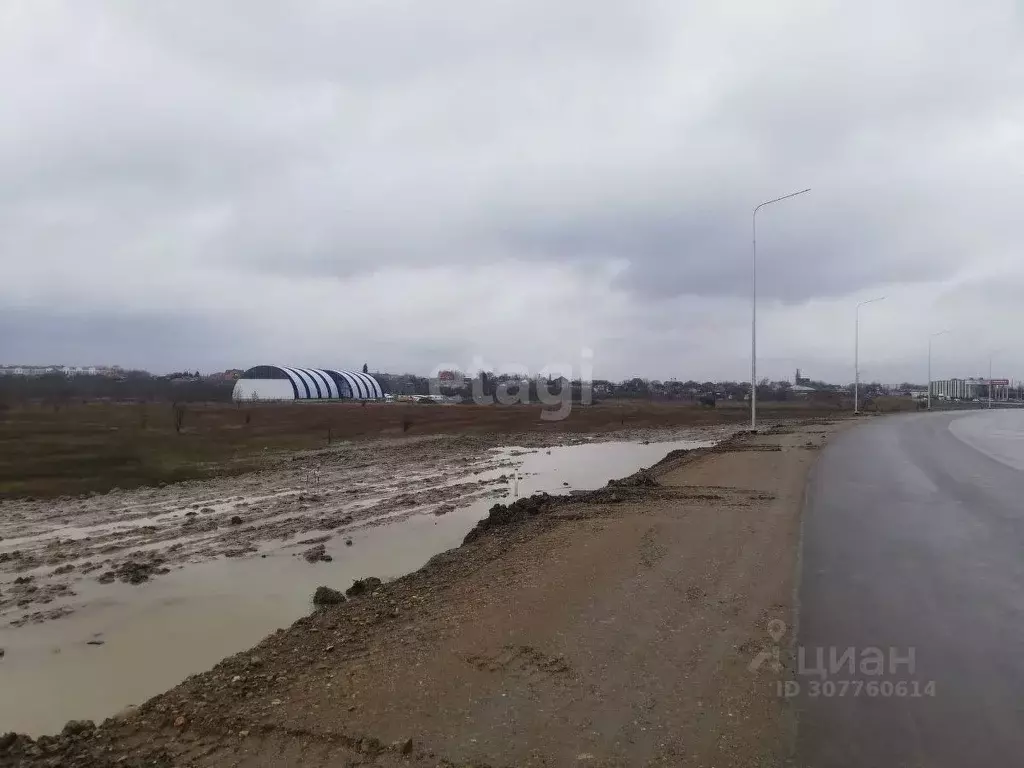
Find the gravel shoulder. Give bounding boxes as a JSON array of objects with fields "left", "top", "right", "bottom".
[{"left": 1, "top": 419, "right": 847, "bottom": 767}]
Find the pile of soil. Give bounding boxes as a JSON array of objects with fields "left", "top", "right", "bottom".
[{"left": 96, "top": 558, "right": 170, "bottom": 585}]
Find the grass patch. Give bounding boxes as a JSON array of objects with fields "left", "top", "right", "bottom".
[{"left": 0, "top": 400, "right": 846, "bottom": 499}]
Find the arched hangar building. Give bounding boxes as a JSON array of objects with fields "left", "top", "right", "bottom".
[{"left": 232, "top": 366, "right": 383, "bottom": 402}]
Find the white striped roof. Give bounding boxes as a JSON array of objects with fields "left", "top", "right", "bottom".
[{"left": 264, "top": 366, "right": 383, "bottom": 399}]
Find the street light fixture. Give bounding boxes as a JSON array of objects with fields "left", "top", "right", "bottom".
[
  {"left": 751, "top": 188, "right": 811, "bottom": 431},
  {"left": 854, "top": 296, "right": 885, "bottom": 414},
  {"left": 927, "top": 330, "right": 950, "bottom": 411}
]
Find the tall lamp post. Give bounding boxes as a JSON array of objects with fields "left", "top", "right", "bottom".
[
  {"left": 751, "top": 188, "right": 811, "bottom": 431},
  {"left": 854, "top": 296, "right": 885, "bottom": 414},
  {"left": 927, "top": 330, "right": 949, "bottom": 411},
  {"left": 988, "top": 349, "right": 1001, "bottom": 409}
]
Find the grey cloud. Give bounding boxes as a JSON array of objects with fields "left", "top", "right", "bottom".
[
  {"left": 2, "top": 1, "right": 1023, "bottom": 380},
  {"left": 0, "top": 308, "right": 239, "bottom": 371},
  {"left": 0, "top": 306, "right": 455, "bottom": 375}
]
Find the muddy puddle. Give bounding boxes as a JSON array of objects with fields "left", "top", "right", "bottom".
[{"left": 0, "top": 432, "right": 715, "bottom": 734}]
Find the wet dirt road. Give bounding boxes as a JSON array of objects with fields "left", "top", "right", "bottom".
[{"left": 797, "top": 411, "right": 1024, "bottom": 767}]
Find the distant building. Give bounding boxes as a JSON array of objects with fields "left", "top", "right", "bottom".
[
  {"left": 232, "top": 365, "right": 383, "bottom": 402},
  {"left": 929, "top": 377, "right": 1002, "bottom": 400},
  {"left": 431, "top": 370, "right": 467, "bottom": 392},
  {"left": 0, "top": 364, "right": 102, "bottom": 376}
]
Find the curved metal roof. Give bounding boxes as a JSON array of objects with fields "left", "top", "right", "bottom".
[
  {"left": 241, "top": 366, "right": 383, "bottom": 399},
  {"left": 324, "top": 369, "right": 383, "bottom": 400}
]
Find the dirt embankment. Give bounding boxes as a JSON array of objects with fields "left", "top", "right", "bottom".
[{"left": 1, "top": 418, "right": 846, "bottom": 768}]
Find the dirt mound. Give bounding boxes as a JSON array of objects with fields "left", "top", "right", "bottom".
[
  {"left": 648, "top": 448, "right": 693, "bottom": 470},
  {"left": 462, "top": 464, "right": 680, "bottom": 545},
  {"left": 0, "top": 719, "right": 97, "bottom": 762},
  {"left": 96, "top": 559, "right": 169, "bottom": 585},
  {"left": 312, "top": 586, "right": 345, "bottom": 605},
  {"left": 60, "top": 720, "right": 94, "bottom": 737},
  {"left": 462, "top": 493, "right": 556, "bottom": 544},
  {"left": 302, "top": 544, "right": 332, "bottom": 563},
  {"left": 345, "top": 577, "right": 382, "bottom": 598},
  {"left": 607, "top": 468, "right": 659, "bottom": 488}
]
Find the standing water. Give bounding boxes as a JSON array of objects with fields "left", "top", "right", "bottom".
[{"left": 0, "top": 435, "right": 712, "bottom": 734}]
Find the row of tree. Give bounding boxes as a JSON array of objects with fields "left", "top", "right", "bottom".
[
  {"left": 0, "top": 372, "right": 234, "bottom": 404},
  {"left": 0, "top": 369, "right": 903, "bottom": 406}
]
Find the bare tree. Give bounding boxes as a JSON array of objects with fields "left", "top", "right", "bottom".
[{"left": 172, "top": 403, "right": 186, "bottom": 434}]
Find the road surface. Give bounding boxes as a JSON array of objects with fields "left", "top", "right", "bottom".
[{"left": 797, "top": 411, "right": 1024, "bottom": 767}]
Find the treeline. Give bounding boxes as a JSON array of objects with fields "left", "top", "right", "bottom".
[
  {"left": 0, "top": 370, "right": 886, "bottom": 406},
  {"left": 0, "top": 372, "right": 234, "bottom": 405},
  {"left": 374, "top": 373, "right": 591, "bottom": 401}
]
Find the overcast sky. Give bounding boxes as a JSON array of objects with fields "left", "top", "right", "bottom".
[{"left": 2, "top": 1, "right": 1023, "bottom": 383}]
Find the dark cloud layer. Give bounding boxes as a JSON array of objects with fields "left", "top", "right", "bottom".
[
  {"left": 0, "top": 308, "right": 237, "bottom": 370},
  {"left": 2, "top": 1, "right": 1023, "bottom": 380}
]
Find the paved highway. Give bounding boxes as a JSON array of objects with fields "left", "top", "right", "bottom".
[{"left": 797, "top": 411, "right": 1024, "bottom": 767}]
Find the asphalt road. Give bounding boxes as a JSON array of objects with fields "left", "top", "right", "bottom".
[{"left": 797, "top": 411, "right": 1024, "bottom": 767}]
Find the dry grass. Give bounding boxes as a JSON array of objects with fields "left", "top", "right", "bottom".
[
  {"left": 868, "top": 396, "right": 922, "bottom": 413},
  {"left": 0, "top": 399, "right": 843, "bottom": 499}
]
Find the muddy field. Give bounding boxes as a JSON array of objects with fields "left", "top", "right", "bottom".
[
  {"left": 0, "top": 400, "right": 843, "bottom": 498},
  {"left": 0, "top": 422, "right": 731, "bottom": 735},
  {"left": 0, "top": 427, "right": 733, "bottom": 629}
]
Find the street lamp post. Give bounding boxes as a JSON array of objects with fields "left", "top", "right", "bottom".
[
  {"left": 988, "top": 350, "right": 1000, "bottom": 409},
  {"left": 927, "top": 330, "right": 949, "bottom": 411},
  {"left": 751, "top": 188, "right": 811, "bottom": 431},
  {"left": 854, "top": 296, "right": 885, "bottom": 414}
]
